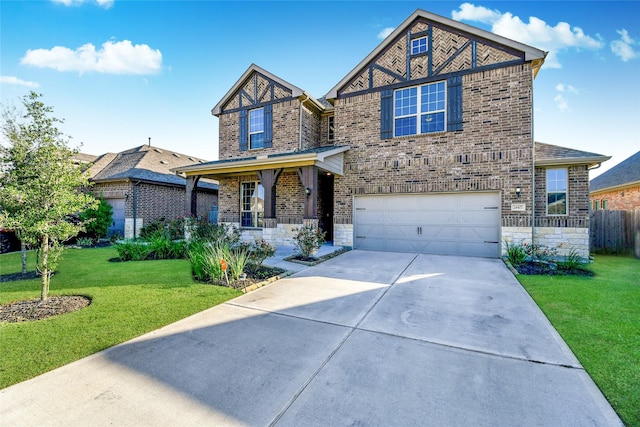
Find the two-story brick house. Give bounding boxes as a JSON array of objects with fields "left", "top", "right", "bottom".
[{"left": 175, "top": 9, "right": 608, "bottom": 258}]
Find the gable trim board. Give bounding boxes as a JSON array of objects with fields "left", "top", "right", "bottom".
[{"left": 325, "top": 9, "right": 546, "bottom": 100}]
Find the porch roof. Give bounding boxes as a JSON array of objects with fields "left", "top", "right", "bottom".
[{"left": 172, "top": 145, "right": 350, "bottom": 178}]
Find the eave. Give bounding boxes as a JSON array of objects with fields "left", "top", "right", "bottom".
[
  {"left": 590, "top": 180, "right": 640, "bottom": 196},
  {"left": 535, "top": 155, "right": 611, "bottom": 168},
  {"left": 173, "top": 146, "right": 350, "bottom": 178}
]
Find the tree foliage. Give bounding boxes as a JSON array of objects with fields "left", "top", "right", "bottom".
[
  {"left": 80, "top": 196, "right": 113, "bottom": 239},
  {"left": 0, "top": 92, "right": 97, "bottom": 300}
]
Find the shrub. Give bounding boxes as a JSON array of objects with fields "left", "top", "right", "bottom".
[
  {"left": 140, "top": 218, "right": 184, "bottom": 241},
  {"left": 114, "top": 241, "right": 151, "bottom": 261},
  {"left": 238, "top": 239, "right": 276, "bottom": 273},
  {"left": 504, "top": 240, "right": 527, "bottom": 265},
  {"left": 79, "top": 196, "right": 113, "bottom": 239},
  {"left": 187, "top": 241, "right": 251, "bottom": 284},
  {"left": 293, "top": 226, "right": 325, "bottom": 259},
  {"left": 76, "top": 237, "right": 94, "bottom": 247},
  {"left": 146, "top": 232, "right": 186, "bottom": 260},
  {"left": 557, "top": 247, "right": 589, "bottom": 272},
  {"left": 189, "top": 220, "right": 240, "bottom": 245}
]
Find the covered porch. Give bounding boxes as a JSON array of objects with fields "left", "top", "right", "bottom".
[{"left": 173, "top": 146, "right": 348, "bottom": 246}]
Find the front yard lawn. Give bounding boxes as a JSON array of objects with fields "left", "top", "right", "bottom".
[
  {"left": 517, "top": 255, "right": 639, "bottom": 426},
  {"left": 0, "top": 247, "right": 241, "bottom": 389}
]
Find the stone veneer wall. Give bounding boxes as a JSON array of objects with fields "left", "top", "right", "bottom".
[{"left": 501, "top": 226, "right": 589, "bottom": 259}]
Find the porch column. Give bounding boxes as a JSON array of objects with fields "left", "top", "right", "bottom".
[
  {"left": 185, "top": 175, "right": 201, "bottom": 217},
  {"left": 297, "top": 165, "right": 318, "bottom": 219},
  {"left": 257, "top": 168, "right": 282, "bottom": 228}
]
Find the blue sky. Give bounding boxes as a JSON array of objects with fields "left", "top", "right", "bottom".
[{"left": 1, "top": 1, "right": 638, "bottom": 178}]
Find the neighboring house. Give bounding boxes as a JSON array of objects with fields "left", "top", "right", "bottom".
[
  {"left": 590, "top": 151, "right": 640, "bottom": 210},
  {"left": 174, "top": 9, "right": 608, "bottom": 258},
  {"left": 85, "top": 144, "right": 218, "bottom": 238}
]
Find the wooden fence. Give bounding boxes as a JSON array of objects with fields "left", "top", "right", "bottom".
[{"left": 590, "top": 210, "right": 640, "bottom": 257}]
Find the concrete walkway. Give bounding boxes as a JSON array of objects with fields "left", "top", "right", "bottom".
[{"left": 0, "top": 250, "right": 622, "bottom": 426}]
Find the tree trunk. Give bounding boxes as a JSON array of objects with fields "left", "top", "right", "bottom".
[
  {"left": 21, "top": 241, "right": 27, "bottom": 275},
  {"left": 40, "top": 235, "right": 49, "bottom": 301}
]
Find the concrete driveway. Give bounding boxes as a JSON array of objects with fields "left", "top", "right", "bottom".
[{"left": 0, "top": 251, "right": 622, "bottom": 426}]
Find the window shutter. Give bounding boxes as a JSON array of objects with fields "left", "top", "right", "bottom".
[
  {"left": 380, "top": 89, "right": 393, "bottom": 139},
  {"left": 264, "top": 104, "right": 273, "bottom": 148},
  {"left": 239, "top": 109, "right": 248, "bottom": 151},
  {"left": 447, "top": 76, "right": 463, "bottom": 131}
]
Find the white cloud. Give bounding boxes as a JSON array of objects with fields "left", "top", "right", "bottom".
[
  {"left": 554, "top": 83, "right": 579, "bottom": 112},
  {"left": 555, "top": 83, "right": 579, "bottom": 94},
  {"left": 20, "top": 40, "right": 162, "bottom": 75},
  {"left": 452, "top": 3, "right": 500, "bottom": 24},
  {"left": 451, "top": 3, "right": 604, "bottom": 68},
  {"left": 52, "top": 0, "right": 113, "bottom": 8},
  {"left": 377, "top": 27, "right": 395, "bottom": 40},
  {"left": 611, "top": 29, "right": 639, "bottom": 62},
  {"left": 0, "top": 76, "right": 40, "bottom": 88}
]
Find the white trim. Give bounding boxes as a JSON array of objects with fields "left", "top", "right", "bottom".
[{"left": 546, "top": 167, "right": 568, "bottom": 216}]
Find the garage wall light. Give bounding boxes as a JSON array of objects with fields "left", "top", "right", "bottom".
[{"left": 515, "top": 187, "right": 521, "bottom": 198}]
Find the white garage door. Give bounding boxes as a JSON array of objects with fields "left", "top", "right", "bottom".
[{"left": 354, "top": 192, "right": 501, "bottom": 257}]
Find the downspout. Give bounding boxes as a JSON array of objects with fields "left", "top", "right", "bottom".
[
  {"left": 531, "top": 81, "right": 536, "bottom": 248},
  {"left": 299, "top": 94, "right": 309, "bottom": 150},
  {"left": 133, "top": 180, "right": 140, "bottom": 239}
]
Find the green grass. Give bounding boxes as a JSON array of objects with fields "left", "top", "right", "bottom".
[
  {"left": 517, "top": 255, "right": 639, "bottom": 426},
  {"left": 0, "top": 247, "right": 241, "bottom": 389}
]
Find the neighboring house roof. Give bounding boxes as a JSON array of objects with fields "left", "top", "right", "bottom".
[
  {"left": 590, "top": 150, "right": 640, "bottom": 192},
  {"left": 73, "top": 152, "right": 99, "bottom": 164},
  {"left": 211, "top": 63, "right": 326, "bottom": 116},
  {"left": 86, "top": 145, "right": 218, "bottom": 191},
  {"left": 173, "top": 145, "right": 350, "bottom": 177},
  {"left": 325, "top": 8, "right": 548, "bottom": 100},
  {"left": 535, "top": 142, "right": 610, "bottom": 167}
]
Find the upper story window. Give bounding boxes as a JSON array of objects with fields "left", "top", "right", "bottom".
[
  {"left": 411, "top": 36, "right": 427, "bottom": 55},
  {"left": 546, "top": 168, "right": 567, "bottom": 215},
  {"left": 249, "top": 108, "right": 265, "bottom": 149},
  {"left": 394, "top": 81, "right": 446, "bottom": 137},
  {"left": 328, "top": 115, "right": 335, "bottom": 141}
]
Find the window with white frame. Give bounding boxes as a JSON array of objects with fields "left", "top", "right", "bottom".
[
  {"left": 249, "top": 108, "right": 264, "bottom": 149},
  {"left": 394, "top": 81, "right": 446, "bottom": 137},
  {"left": 241, "top": 182, "right": 264, "bottom": 227},
  {"left": 411, "top": 36, "right": 427, "bottom": 55},
  {"left": 546, "top": 168, "right": 567, "bottom": 215}
]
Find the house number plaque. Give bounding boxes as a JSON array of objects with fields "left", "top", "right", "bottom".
[{"left": 511, "top": 203, "right": 526, "bottom": 212}]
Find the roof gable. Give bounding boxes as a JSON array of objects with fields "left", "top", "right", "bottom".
[
  {"left": 326, "top": 9, "right": 547, "bottom": 100},
  {"left": 211, "top": 64, "right": 306, "bottom": 116},
  {"left": 590, "top": 151, "right": 640, "bottom": 191}
]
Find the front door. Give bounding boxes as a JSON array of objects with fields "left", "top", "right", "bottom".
[{"left": 318, "top": 173, "right": 334, "bottom": 242}]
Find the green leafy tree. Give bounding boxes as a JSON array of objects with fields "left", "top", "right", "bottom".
[
  {"left": 80, "top": 196, "right": 113, "bottom": 240},
  {"left": 0, "top": 92, "right": 97, "bottom": 300}
]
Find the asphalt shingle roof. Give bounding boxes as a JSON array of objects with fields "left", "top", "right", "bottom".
[
  {"left": 85, "top": 145, "right": 217, "bottom": 190},
  {"left": 590, "top": 151, "right": 640, "bottom": 191},
  {"left": 535, "top": 142, "right": 608, "bottom": 162}
]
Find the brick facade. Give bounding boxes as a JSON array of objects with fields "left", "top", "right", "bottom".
[
  {"left": 591, "top": 185, "right": 640, "bottom": 210},
  {"left": 92, "top": 181, "right": 217, "bottom": 238},
  {"left": 195, "top": 10, "right": 594, "bottom": 256}
]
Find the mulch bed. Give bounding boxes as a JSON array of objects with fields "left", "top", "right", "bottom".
[
  {"left": 206, "top": 266, "right": 287, "bottom": 290},
  {"left": 0, "top": 271, "right": 40, "bottom": 283},
  {"left": 512, "top": 261, "right": 595, "bottom": 276},
  {"left": 0, "top": 295, "right": 91, "bottom": 323}
]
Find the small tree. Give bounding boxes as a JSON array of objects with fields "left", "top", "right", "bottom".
[
  {"left": 80, "top": 195, "right": 113, "bottom": 240},
  {"left": 0, "top": 92, "right": 97, "bottom": 300}
]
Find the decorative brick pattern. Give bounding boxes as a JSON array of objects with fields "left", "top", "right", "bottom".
[{"left": 332, "top": 64, "right": 535, "bottom": 222}]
